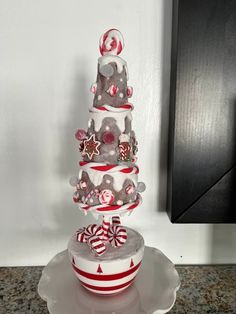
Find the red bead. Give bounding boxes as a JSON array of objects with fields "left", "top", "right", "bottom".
[
  {"left": 75, "top": 129, "right": 87, "bottom": 141},
  {"left": 127, "top": 86, "right": 133, "bottom": 97},
  {"left": 102, "top": 132, "right": 115, "bottom": 144},
  {"left": 107, "top": 85, "right": 119, "bottom": 96}
]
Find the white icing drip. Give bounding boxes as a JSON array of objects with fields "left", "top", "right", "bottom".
[
  {"left": 80, "top": 163, "right": 138, "bottom": 192},
  {"left": 119, "top": 133, "right": 130, "bottom": 142},
  {"left": 98, "top": 55, "right": 126, "bottom": 74},
  {"left": 89, "top": 109, "right": 132, "bottom": 133},
  {"left": 98, "top": 95, "right": 102, "bottom": 100},
  {"left": 88, "top": 119, "right": 92, "bottom": 128},
  {"left": 124, "top": 64, "right": 129, "bottom": 80}
]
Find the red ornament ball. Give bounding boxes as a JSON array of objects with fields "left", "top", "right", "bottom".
[
  {"left": 75, "top": 129, "right": 87, "bottom": 141},
  {"left": 102, "top": 131, "right": 115, "bottom": 144}
]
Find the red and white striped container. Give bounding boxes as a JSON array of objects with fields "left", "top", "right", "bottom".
[{"left": 68, "top": 227, "right": 144, "bottom": 295}]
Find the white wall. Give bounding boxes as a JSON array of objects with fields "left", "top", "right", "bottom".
[{"left": 0, "top": 0, "right": 235, "bottom": 266}]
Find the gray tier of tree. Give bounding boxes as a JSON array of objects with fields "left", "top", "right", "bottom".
[
  {"left": 73, "top": 58, "right": 141, "bottom": 206},
  {"left": 81, "top": 61, "right": 137, "bottom": 164}
]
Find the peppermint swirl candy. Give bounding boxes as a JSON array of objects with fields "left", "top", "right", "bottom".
[
  {"left": 99, "top": 189, "right": 115, "bottom": 205},
  {"left": 108, "top": 225, "right": 127, "bottom": 247},
  {"left": 99, "top": 29, "right": 124, "bottom": 56},
  {"left": 76, "top": 227, "right": 87, "bottom": 243},
  {"left": 84, "top": 224, "right": 103, "bottom": 239},
  {"left": 75, "top": 224, "right": 106, "bottom": 256}
]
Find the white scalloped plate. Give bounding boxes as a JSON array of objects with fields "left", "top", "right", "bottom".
[{"left": 38, "top": 246, "right": 180, "bottom": 314}]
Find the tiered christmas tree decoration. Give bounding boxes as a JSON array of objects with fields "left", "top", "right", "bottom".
[{"left": 68, "top": 29, "right": 146, "bottom": 295}]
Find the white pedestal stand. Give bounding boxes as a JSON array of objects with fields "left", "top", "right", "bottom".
[{"left": 38, "top": 246, "right": 180, "bottom": 314}]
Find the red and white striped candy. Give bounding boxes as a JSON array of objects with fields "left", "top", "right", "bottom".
[
  {"left": 84, "top": 224, "right": 104, "bottom": 239},
  {"left": 77, "top": 224, "right": 106, "bottom": 256},
  {"left": 108, "top": 225, "right": 127, "bottom": 248},
  {"left": 99, "top": 29, "right": 124, "bottom": 56},
  {"left": 125, "top": 184, "right": 135, "bottom": 195},
  {"left": 76, "top": 228, "right": 87, "bottom": 243},
  {"left": 107, "top": 84, "right": 119, "bottom": 96},
  {"left": 112, "top": 216, "right": 121, "bottom": 225},
  {"left": 85, "top": 224, "right": 105, "bottom": 256},
  {"left": 90, "top": 103, "right": 133, "bottom": 113},
  {"left": 84, "top": 189, "right": 99, "bottom": 204},
  {"left": 102, "top": 216, "right": 110, "bottom": 241},
  {"left": 99, "top": 189, "right": 115, "bottom": 205},
  {"left": 87, "top": 234, "right": 106, "bottom": 256}
]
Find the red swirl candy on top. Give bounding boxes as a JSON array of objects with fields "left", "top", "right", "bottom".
[
  {"left": 102, "top": 132, "right": 115, "bottom": 144},
  {"left": 99, "top": 29, "right": 124, "bottom": 56}
]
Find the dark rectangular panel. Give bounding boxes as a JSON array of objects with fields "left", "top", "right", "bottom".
[{"left": 167, "top": 0, "right": 236, "bottom": 223}]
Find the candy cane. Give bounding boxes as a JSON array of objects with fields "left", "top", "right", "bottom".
[
  {"left": 108, "top": 225, "right": 127, "bottom": 247},
  {"left": 90, "top": 103, "right": 133, "bottom": 112},
  {"left": 79, "top": 161, "right": 139, "bottom": 175},
  {"left": 112, "top": 216, "right": 121, "bottom": 225},
  {"left": 99, "top": 29, "right": 124, "bottom": 56},
  {"left": 102, "top": 216, "right": 110, "bottom": 241},
  {"left": 84, "top": 189, "right": 99, "bottom": 204}
]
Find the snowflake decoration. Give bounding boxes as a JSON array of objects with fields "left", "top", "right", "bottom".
[{"left": 82, "top": 134, "right": 101, "bottom": 160}]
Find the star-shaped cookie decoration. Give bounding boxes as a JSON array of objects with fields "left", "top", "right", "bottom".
[{"left": 82, "top": 134, "right": 101, "bottom": 160}]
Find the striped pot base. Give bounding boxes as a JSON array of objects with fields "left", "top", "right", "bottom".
[{"left": 68, "top": 227, "right": 144, "bottom": 295}]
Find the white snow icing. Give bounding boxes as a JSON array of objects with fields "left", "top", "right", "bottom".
[
  {"left": 98, "top": 55, "right": 127, "bottom": 75},
  {"left": 89, "top": 108, "right": 132, "bottom": 133},
  {"left": 117, "top": 200, "right": 123, "bottom": 205},
  {"left": 106, "top": 179, "right": 111, "bottom": 184},
  {"left": 105, "top": 126, "right": 110, "bottom": 131},
  {"left": 88, "top": 119, "right": 92, "bottom": 128},
  {"left": 80, "top": 163, "right": 138, "bottom": 192},
  {"left": 119, "top": 93, "right": 124, "bottom": 98},
  {"left": 120, "top": 78, "right": 123, "bottom": 82},
  {"left": 124, "top": 64, "right": 129, "bottom": 80},
  {"left": 98, "top": 95, "right": 102, "bottom": 100}
]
